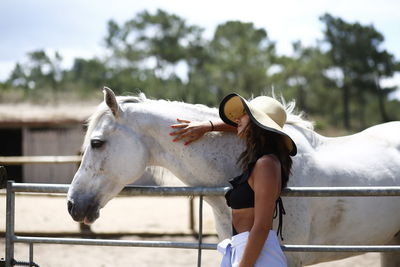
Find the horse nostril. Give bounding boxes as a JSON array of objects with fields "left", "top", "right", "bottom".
[{"left": 67, "top": 200, "right": 74, "bottom": 215}]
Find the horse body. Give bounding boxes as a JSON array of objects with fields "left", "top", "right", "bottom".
[
  {"left": 67, "top": 88, "right": 400, "bottom": 266},
  {"left": 283, "top": 122, "right": 400, "bottom": 264}
]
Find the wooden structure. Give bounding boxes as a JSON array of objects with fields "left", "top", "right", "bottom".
[{"left": 0, "top": 103, "right": 95, "bottom": 183}]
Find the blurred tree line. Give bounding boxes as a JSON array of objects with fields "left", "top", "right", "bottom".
[{"left": 1, "top": 10, "right": 399, "bottom": 132}]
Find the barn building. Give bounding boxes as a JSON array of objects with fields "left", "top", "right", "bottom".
[
  {"left": 0, "top": 103, "right": 95, "bottom": 183},
  {"left": 0, "top": 102, "right": 180, "bottom": 187}
]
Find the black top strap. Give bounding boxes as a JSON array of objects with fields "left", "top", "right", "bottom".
[{"left": 273, "top": 197, "right": 286, "bottom": 240}]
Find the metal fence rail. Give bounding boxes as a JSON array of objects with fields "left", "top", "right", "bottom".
[
  {"left": 9, "top": 182, "right": 400, "bottom": 196},
  {"left": 4, "top": 181, "right": 400, "bottom": 267},
  {"left": 0, "top": 156, "right": 82, "bottom": 165}
]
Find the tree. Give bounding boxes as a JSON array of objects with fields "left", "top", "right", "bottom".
[
  {"left": 320, "top": 14, "right": 398, "bottom": 129},
  {"left": 272, "top": 41, "right": 338, "bottom": 118},
  {"left": 63, "top": 58, "right": 110, "bottom": 95},
  {"left": 104, "top": 9, "right": 205, "bottom": 100},
  {"left": 6, "top": 50, "right": 64, "bottom": 102},
  {"left": 189, "top": 21, "right": 276, "bottom": 104}
]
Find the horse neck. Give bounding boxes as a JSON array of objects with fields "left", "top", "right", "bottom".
[{"left": 124, "top": 100, "right": 242, "bottom": 186}]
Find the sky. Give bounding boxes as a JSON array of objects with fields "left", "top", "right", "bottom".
[{"left": 1, "top": 0, "right": 399, "bottom": 89}]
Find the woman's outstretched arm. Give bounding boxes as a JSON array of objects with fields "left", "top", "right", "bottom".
[{"left": 169, "top": 118, "right": 236, "bottom": 145}]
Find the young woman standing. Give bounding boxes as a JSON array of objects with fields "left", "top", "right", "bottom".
[{"left": 170, "top": 93, "right": 296, "bottom": 266}]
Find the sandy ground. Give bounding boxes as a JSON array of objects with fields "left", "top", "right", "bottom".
[{"left": 1, "top": 194, "right": 381, "bottom": 266}]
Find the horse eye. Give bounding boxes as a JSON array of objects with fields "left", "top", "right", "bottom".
[{"left": 91, "top": 139, "right": 105, "bottom": 148}]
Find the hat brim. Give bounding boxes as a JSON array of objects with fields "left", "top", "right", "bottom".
[{"left": 219, "top": 93, "right": 297, "bottom": 156}]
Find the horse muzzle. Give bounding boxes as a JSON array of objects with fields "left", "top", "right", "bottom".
[{"left": 67, "top": 198, "right": 100, "bottom": 225}]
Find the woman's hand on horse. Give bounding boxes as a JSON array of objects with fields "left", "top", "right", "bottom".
[{"left": 170, "top": 118, "right": 211, "bottom": 145}]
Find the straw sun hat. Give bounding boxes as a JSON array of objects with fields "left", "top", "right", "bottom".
[{"left": 219, "top": 93, "right": 297, "bottom": 156}]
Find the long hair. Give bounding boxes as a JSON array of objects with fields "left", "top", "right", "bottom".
[{"left": 237, "top": 120, "right": 293, "bottom": 190}]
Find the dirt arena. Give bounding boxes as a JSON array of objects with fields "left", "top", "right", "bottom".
[{"left": 1, "top": 194, "right": 380, "bottom": 266}]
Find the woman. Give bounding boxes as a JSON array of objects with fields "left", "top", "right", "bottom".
[{"left": 170, "top": 93, "right": 296, "bottom": 267}]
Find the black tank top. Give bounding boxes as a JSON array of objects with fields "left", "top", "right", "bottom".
[
  {"left": 224, "top": 155, "right": 286, "bottom": 239},
  {"left": 225, "top": 162, "right": 255, "bottom": 209}
]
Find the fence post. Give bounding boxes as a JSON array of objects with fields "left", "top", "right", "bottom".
[
  {"left": 29, "top": 243, "right": 34, "bottom": 267},
  {"left": 0, "top": 166, "right": 6, "bottom": 189},
  {"left": 5, "top": 180, "right": 15, "bottom": 267},
  {"left": 197, "top": 196, "right": 203, "bottom": 267},
  {"left": 189, "top": 197, "right": 195, "bottom": 234}
]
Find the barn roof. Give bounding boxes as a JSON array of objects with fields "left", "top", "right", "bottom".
[{"left": 0, "top": 103, "right": 98, "bottom": 127}]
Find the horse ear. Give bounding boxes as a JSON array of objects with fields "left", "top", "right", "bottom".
[{"left": 103, "top": 87, "right": 120, "bottom": 117}]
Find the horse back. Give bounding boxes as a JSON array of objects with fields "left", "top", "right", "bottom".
[
  {"left": 292, "top": 121, "right": 400, "bottom": 187},
  {"left": 361, "top": 121, "right": 400, "bottom": 150}
]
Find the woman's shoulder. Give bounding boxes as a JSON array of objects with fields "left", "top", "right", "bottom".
[
  {"left": 255, "top": 154, "right": 280, "bottom": 168},
  {"left": 250, "top": 155, "right": 281, "bottom": 195},
  {"left": 252, "top": 155, "right": 281, "bottom": 179}
]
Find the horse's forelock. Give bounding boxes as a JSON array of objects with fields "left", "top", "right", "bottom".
[{"left": 82, "top": 94, "right": 146, "bottom": 151}]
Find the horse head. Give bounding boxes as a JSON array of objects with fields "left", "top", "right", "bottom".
[{"left": 67, "top": 87, "right": 149, "bottom": 224}]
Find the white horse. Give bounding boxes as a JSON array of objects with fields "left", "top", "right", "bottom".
[{"left": 67, "top": 87, "right": 400, "bottom": 266}]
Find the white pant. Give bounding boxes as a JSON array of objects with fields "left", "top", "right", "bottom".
[{"left": 217, "top": 230, "right": 287, "bottom": 267}]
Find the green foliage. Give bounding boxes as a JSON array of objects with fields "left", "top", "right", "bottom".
[
  {"left": 4, "top": 50, "right": 65, "bottom": 102},
  {"left": 320, "top": 13, "right": 399, "bottom": 130},
  {"left": 206, "top": 21, "right": 275, "bottom": 100},
  {"left": 272, "top": 42, "right": 339, "bottom": 120},
  {"left": 1, "top": 9, "right": 399, "bottom": 132}
]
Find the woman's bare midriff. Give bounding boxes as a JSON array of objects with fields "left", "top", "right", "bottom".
[{"left": 232, "top": 208, "right": 255, "bottom": 233}]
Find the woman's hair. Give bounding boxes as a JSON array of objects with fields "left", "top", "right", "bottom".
[{"left": 237, "top": 120, "right": 293, "bottom": 190}]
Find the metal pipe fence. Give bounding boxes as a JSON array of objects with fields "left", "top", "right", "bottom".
[
  {"left": 0, "top": 156, "right": 82, "bottom": 165},
  {"left": 4, "top": 181, "right": 400, "bottom": 267},
  {"left": 0, "top": 156, "right": 202, "bottom": 234}
]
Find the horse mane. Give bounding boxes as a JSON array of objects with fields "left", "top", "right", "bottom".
[
  {"left": 82, "top": 92, "right": 313, "bottom": 151},
  {"left": 248, "top": 91, "right": 314, "bottom": 131},
  {"left": 152, "top": 97, "right": 219, "bottom": 118},
  {"left": 284, "top": 100, "right": 314, "bottom": 130}
]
